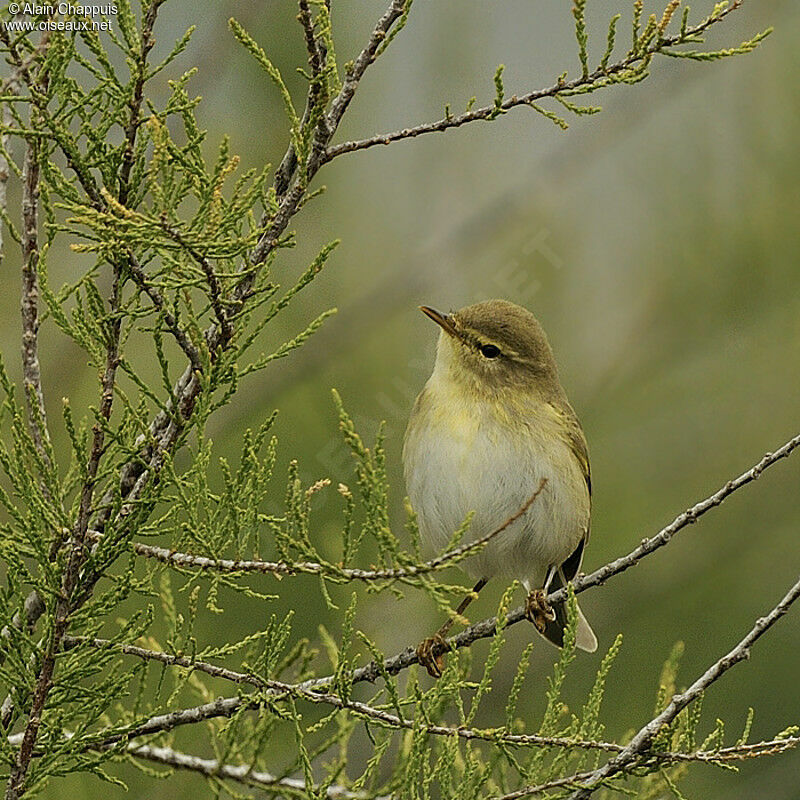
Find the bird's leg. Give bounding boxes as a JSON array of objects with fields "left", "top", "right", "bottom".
[
  {"left": 525, "top": 565, "right": 558, "bottom": 635},
  {"left": 416, "top": 578, "right": 487, "bottom": 678}
]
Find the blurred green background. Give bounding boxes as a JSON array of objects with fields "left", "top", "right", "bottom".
[{"left": 2, "top": 0, "right": 800, "bottom": 797}]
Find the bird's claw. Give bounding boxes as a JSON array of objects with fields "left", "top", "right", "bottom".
[
  {"left": 525, "top": 588, "right": 556, "bottom": 634},
  {"left": 416, "top": 633, "right": 449, "bottom": 679}
]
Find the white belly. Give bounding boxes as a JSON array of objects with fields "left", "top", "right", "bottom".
[{"left": 403, "top": 388, "right": 589, "bottom": 586}]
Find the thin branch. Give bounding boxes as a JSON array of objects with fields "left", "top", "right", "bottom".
[
  {"left": 297, "top": 0, "right": 323, "bottom": 74},
  {"left": 159, "top": 220, "right": 232, "bottom": 342},
  {"left": 117, "top": 0, "right": 163, "bottom": 207},
  {"left": 65, "top": 624, "right": 800, "bottom": 773},
  {"left": 64, "top": 632, "right": 622, "bottom": 754},
  {"left": 129, "top": 478, "right": 547, "bottom": 582},
  {"left": 0, "top": 26, "right": 103, "bottom": 208},
  {"left": 5, "top": 731, "right": 389, "bottom": 800},
  {"left": 489, "top": 770, "right": 599, "bottom": 800},
  {"left": 489, "top": 737, "right": 800, "bottom": 799},
  {"left": 84, "top": 0, "right": 407, "bottom": 540},
  {"left": 125, "top": 742, "right": 380, "bottom": 800},
  {"left": 134, "top": 431, "right": 800, "bottom": 692},
  {"left": 567, "top": 571, "right": 800, "bottom": 799},
  {"left": 125, "top": 250, "right": 203, "bottom": 371},
  {"left": 111, "top": 433, "right": 800, "bottom": 698},
  {"left": 326, "top": 0, "right": 408, "bottom": 131},
  {"left": 20, "top": 133, "right": 49, "bottom": 460},
  {"left": 323, "top": 1, "right": 749, "bottom": 163},
  {"left": 272, "top": 0, "right": 327, "bottom": 197}
]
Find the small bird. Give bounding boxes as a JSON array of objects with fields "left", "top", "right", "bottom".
[{"left": 403, "top": 299, "right": 597, "bottom": 677}]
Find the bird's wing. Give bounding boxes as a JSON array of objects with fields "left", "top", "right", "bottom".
[
  {"left": 563, "top": 409, "right": 591, "bottom": 499},
  {"left": 553, "top": 401, "right": 591, "bottom": 580}
]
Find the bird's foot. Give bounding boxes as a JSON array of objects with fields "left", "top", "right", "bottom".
[
  {"left": 416, "top": 633, "right": 449, "bottom": 679},
  {"left": 525, "top": 588, "right": 556, "bottom": 634}
]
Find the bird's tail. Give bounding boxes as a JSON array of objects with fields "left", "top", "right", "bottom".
[{"left": 540, "top": 569, "right": 597, "bottom": 653}]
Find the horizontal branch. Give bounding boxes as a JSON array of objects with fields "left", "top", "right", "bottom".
[
  {"left": 130, "top": 478, "right": 547, "bottom": 583},
  {"left": 131, "top": 736, "right": 794, "bottom": 800},
  {"left": 7, "top": 720, "right": 796, "bottom": 800},
  {"left": 64, "top": 634, "right": 623, "bottom": 755}
]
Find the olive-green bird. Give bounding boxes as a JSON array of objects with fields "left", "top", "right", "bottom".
[{"left": 403, "top": 299, "right": 596, "bottom": 677}]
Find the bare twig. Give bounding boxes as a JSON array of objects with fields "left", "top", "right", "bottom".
[
  {"left": 566, "top": 571, "right": 800, "bottom": 799},
  {"left": 326, "top": 0, "right": 408, "bottom": 130}
]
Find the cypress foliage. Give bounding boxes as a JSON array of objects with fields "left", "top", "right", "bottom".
[{"left": 0, "top": 2, "right": 792, "bottom": 798}]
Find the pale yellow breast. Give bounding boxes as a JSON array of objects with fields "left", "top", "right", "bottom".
[{"left": 403, "top": 373, "right": 589, "bottom": 584}]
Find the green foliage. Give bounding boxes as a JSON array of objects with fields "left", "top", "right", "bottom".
[{"left": 0, "top": 1, "right": 781, "bottom": 798}]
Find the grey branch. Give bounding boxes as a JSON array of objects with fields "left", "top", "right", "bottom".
[
  {"left": 126, "top": 742, "right": 379, "bottom": 800},
  {"left": 64, "top": 633, "right": 623, "bottom": 754},
  {"left": 491, "top": 740, "right": 800, "bottom": 799},
  {"left": 5, "top": 731, "right": 387, "bottom": 800},
  {"left": 105, "top": 433, "right": 800, "bottom": 699},
  {"left": 64, "top": 622, "right": 800, "bottom": 782},
  {"left": 130, "top": 478, "right": 547, "bottom": 582},
  {"left": 19, "top": 33, "right": 53, "bottom": 469}
]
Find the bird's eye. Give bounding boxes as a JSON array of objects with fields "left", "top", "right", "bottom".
[{"left": 480, "top": 344, "right": 501, "bottom": 359}]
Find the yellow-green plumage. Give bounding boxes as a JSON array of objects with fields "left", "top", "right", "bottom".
[{"left": 403, "top": 299, "right": 596, "bottom": 652}]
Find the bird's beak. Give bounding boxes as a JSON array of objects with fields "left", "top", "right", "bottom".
[{"left": 420, "top": 306, "right": 459, "bottom": 339}]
